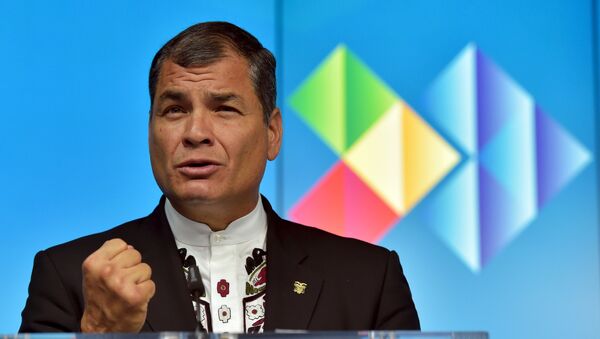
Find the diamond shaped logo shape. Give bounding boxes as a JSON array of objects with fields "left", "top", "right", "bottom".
[
  {"left": 343, "top": 101, "right": 460, "bottom": 216},
  {"left": 420, "top": 43, "right": 591, "bottom": 271},
  {"left": 288, "top": 162, "right": 399, "bottom": 241},
  {"left": 289, "top": 45, "right": 398, "bottom": 154},
  {"left": 288, "top": 45, "right": 460, "bottom": 243}
]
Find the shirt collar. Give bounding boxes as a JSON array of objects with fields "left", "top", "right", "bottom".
[{"left": 164, "top": 197, "right": 267, "bottom": 247}]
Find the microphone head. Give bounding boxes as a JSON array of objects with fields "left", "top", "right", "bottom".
[
  {"left": 184, "top": 254, "right": 197, "bottom": 268},
  {"left": 178, "top": 248, "right": 187, "bottom": 265},
  {"left": 187, "top": 265, "right": 205, "bottom": 296}
]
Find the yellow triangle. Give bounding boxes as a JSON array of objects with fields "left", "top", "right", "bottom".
[
  {"left": 343, "top": 102, "right": 404, "bottom": 215},
  {"left": 402, "top": 105, "right": 461, "bottom": 211}
]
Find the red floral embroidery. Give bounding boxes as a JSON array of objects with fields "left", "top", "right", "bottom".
[{"left": 217, "top": 279, "right": 230, "bottom": 297}]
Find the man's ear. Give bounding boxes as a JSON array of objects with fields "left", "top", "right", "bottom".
[{"left": 267, "top": 108, "right": 283, "bottom": 161}]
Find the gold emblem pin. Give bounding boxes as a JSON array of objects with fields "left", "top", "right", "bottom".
[{"left": 293, "top": 281, "right": 307, "bottom": 294}]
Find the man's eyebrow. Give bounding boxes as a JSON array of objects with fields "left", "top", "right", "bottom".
[
  {"left": 208, "top": 92, "right": 243, "bottom": 104},
  {"left": 158, "top": 90, "right": 187, "bottom": 102}
]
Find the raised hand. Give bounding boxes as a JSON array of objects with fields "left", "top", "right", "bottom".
[{"left": 80, "top": 238, "right": 155, "bottom": 332}]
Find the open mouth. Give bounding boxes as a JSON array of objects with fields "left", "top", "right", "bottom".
[
  {"left": 178, "top": 159, "right": 218, "bottom": 168},
  {"left": 177, "top": 160, "right": 220, "bottom": 178},
  {"left": 185, "top": 162, "right": 212, "bottom": 167}
]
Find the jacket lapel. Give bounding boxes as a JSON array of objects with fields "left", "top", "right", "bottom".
[
  {"left": 263, "top": 198, "right": 323, "bottom": 331},
  {"left": 132, "top": 197, "right": 197, "bottom": 332}
]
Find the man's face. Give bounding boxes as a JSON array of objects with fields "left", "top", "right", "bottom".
[{"left": 149, "top": 53, "right": 281, "bottom": 214}]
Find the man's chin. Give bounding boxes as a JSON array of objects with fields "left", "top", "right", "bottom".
[
  {"left": 162, "top": 183, "right": 258, "bottom": 208},
  {"left": 168, "top": 192, "right": 220, "bottom": 205},
  {"left": 163, "top": 182, "right": 222, "bottom": 202}
]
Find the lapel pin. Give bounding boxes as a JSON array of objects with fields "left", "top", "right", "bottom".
[{"left": 293, "top": 281, "right": 308, "bottom": 295}]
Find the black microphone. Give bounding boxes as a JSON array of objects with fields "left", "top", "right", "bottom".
[
  {"left": 184, "top": 255, "right": 207, "bottom": 332},
  {"left": 187, "top": 263, "right": 206, "bottom": 297}
]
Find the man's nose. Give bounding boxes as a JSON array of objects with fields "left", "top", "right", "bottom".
[{"left": 182, "top": 110, "right": 214, "bottom": 148}]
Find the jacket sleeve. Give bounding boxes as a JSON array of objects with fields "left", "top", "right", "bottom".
[
  {"left": 19, "top": 250, "right": 81, "bottom": 332},
  {"left": 374, "top": 250, "right": 420, "bottom": 330}
]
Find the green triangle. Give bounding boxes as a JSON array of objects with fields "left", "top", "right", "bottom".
[
  {"left": 289, "top": 45, "right": 346, "bottom": 155},
  {"left": 344, "top": 49, "right": 398, "bottom": 149}
]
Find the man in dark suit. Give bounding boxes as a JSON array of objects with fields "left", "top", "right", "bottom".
[{"left": 20, "top": 21, "right": 419, "bottom": 333}]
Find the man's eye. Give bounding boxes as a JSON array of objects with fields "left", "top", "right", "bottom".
[
  {"left": 163, "top": 106, "right": 186, "bottom": 115},
  {"left": 216, "top": 105, "right": 241, "bottom": 114}
]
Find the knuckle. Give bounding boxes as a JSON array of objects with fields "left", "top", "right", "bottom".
[
  {"left": 109, "top": 238, "right": 126, "bottom": 246},
  {"left": 115, "top": 280, "right": 129, "bottom": 293},
  {"left": 122, "top": 286, "right": 143, "bottom": 306},
  {"left": 108, "top": 274, "right": 126, "bottom": 293},
  {"left": 105, "top": 238, "right": 127, "bottom": 250},
  {"left": 82, "top": 255, "right": 100, "bottom": 274},
  {"left": 100, "top": 263, "right": 115, "bottom": 279},
  {"left": 81, "top": 257, "right": 93, "bottom": 272}
]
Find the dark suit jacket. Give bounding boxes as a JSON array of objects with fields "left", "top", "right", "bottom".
[{"left": 19, "top": 197, "right": 419, "bottom": 332}]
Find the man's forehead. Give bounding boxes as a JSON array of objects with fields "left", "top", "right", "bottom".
[
  {"left": 160, "top": 48, "right": 249, "bottom": 77},
  {"left": 157, "top": 60, "right": 217, "bottom": 84},
  {"left": 154, "top": 55, "right": 258, "bottom": 102},
  {"left": 157, "top": 56, "right": 249, "bottom": 84}
]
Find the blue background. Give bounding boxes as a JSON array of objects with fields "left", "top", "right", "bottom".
[{"left": 1, "top": 1, "right": 598, "bottom": 338}]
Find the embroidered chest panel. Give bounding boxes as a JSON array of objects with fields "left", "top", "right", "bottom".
[{"left": 179, "top": 247, "right": 267, "bottom": 333}]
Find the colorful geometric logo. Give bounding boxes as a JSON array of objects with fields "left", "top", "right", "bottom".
[
  {"left": 287, "top": 43, "right": 591, "bottom": 272},
  {"left": 287, "top": 45, "right": 460, "bottom": 243},
  {"left": 419, "top": 44, "right": 591, "bottom": 271}
]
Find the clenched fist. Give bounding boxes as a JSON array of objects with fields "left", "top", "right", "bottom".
[{"left": 80, "top": 238, "right": 156, "bottom": 332}]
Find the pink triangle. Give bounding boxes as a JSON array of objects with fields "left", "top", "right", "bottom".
[
  {"left": 341, "top": 162, "right": 401, "bottom": 243},
  {"left": 288, "top": 162, "right": 346, "bottom": 236}
]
